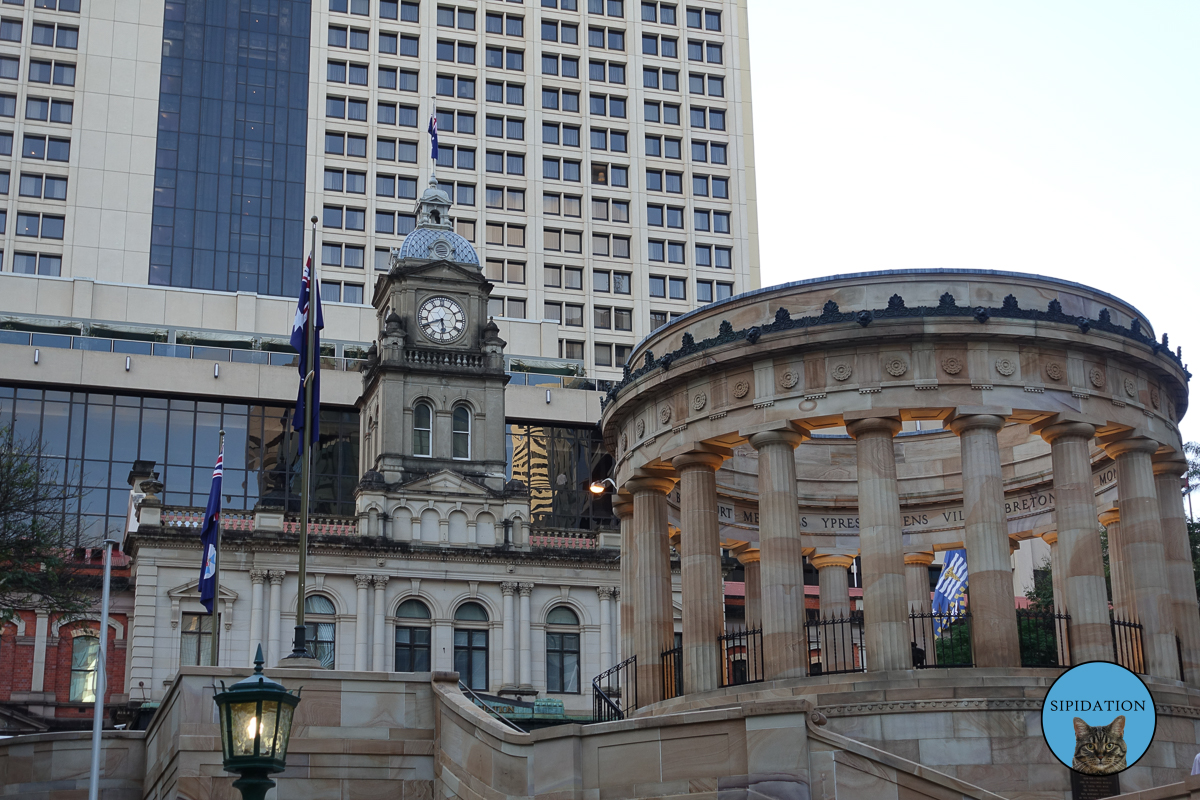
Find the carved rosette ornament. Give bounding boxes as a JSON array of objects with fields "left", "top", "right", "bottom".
[
  {"left": 659, "top": 405, "right": 672, "bottom": 424},
  {"left": 1045, "top": 362, "right": 1064, "bottom": 381},
  {"left": 830, "top": 362, "right": 853, "bottom": 382},
  {"left": 779, "top": 370, "right": 800, "bottom": 389},
  {"left": 994, "top": 358, "right": 1016, "bottom": 377},
  {"left": 635, "top": 418, "right": 645, "bottom": 438},
  {"left": 1089, "top": 367, "right": 1105, "bottom": 388},
  {"left": 620, "top": 433, "right": 628, "bottom": 452},
  {"left": 884, "top": 357, "right": 908, "bottom": 377},
  {"left": 940, "top": 356, "right": 963, "bottom": 375},
  {"left": 1150, "top": 387, "right": 1161, "bottom": 409},
  {"left": 1123, "top": 377, "right": 1137, "bottom": 398},
  {"left": 732, "top": 380, "right": 750, "bottom": 399},
  {"left": 692, "top": 391, "right": 707, "bottom": 411}
]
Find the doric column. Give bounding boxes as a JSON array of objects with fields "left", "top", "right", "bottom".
[
  {"left": 598, "top": 587, "right": 615, "bottom": 673},
  {"left": 518, "top": 583, "right": 534, "bottom": 689},
  {"left": 625, "top": 475, "right": 676, "bottom": 704},
  {"left": 948, "top": 414, "right": 1020, "bottom": 668},
  {"left": 1103, "top": 436, "right": 1178, "bottom": 680},
  {"left": 904, "top": 552, "right": 936, "bottom": 666},
  {"left": 747, "top": 429, "right": 808, "bottom": 680},
  {"left": 354, "top": 575, "right": 372, "bottom": 671},
  {"left": 1039, "top": 422, "right": 1111, "bottom": 663},
  {"left": 372, "top": 575, "right": 389, "bottom": 671},
  {"left": 1041, "top": 531, "right": 1071, "bottom": 666},
  {"left": 672, "top": 451, "right": 727, "bottom": 694},
  {"left": 1154, "top": 457, "right": 1200, "bottom": 687},
  {"left": 267, "top": 571, "right": 285, "bottom": 666},
  {"left": 845, "top": 417, "right": 911, "bottom": 672},
  {"left": 249, "top": 570, "right": 267, "bottom": 667},
  {"left": 1097, "top": 508, "right": 1130, "bottom": 619},
  {"left": 737, "top": 549, "right": 762, "bottom": 628},
  {"left": 501, "top": 582, "right": 518, "bottom": 689},
  {"left": 811, "top": 552, "right": 855, "bottom": 673},
  {"left": 613, "top": 494, "right": 634, "bottom": 669}
]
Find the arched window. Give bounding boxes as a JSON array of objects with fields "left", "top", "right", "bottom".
[
  {"left": 395, "top": 599, "right": 432, "bottom": 672},
  {"left": 304, "top": 594, "right": 337, "bottom": 669},
  {"left": 546, "top": 606, "right": 581, "bottom": 693},
  {"left": 413, "top": 402, "right": 433, "bottom": 457},
  {"left": 452, "top": 406, "right": 471, "bottom": 460},
  {"left": 70, "top": 635, "right": 100, "bottom": 702},
  {"left": 453, "top": 602, "right": 489, "bottom": 690}
]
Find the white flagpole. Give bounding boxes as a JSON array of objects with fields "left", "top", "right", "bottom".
[{"left": 86, "top": 535, "right": 116, "bottom": 800}]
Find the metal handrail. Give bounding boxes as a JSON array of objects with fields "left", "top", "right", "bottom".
[
  {"left": 458, "top": 681, "right": 526, "bottom": 733},
  {"left": 592, "top": 654, "right": 636, "bottom": 722}
]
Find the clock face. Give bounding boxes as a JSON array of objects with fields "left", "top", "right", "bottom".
[{"left": 417, "top": 296, "right": 467, "bottom": 343}]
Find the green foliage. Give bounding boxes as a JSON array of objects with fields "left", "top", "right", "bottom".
[
  {"left": 1024, "top": 555, "right": 1055, "bottom": 612},
  {"left": 0, "top": 426, "right": 92, "bottom": 626},
  {"left": 934, "top": 617, "right": 973, "bottom": 666}
]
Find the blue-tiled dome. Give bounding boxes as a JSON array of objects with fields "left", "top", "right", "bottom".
[{"left": 397, "top": 227, "right": 480, "bottom": 265}]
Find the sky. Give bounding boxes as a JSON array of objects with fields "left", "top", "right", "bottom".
[{"left": 747, "top": 1, "right": 1200, "bottom": 449}]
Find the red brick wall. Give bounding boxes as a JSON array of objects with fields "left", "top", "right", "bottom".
[{"left": 50, "top": 618, "right": 128, "bottom": 720}]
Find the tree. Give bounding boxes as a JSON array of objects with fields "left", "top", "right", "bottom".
[
  {"left": 1024, "top": 556, "right": 1054, "bottom": 612},
  {"left": 0, "top": 426, "right": 93, "bottom": 626}
]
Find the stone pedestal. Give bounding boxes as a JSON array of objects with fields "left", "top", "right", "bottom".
[
  {"left": 948, "top": 414, "right": 1019, "bottom": 668},
  {"left": 626, "top": 475, "right": 676, "bottom": 705},
  {"left": 1104, "top": 437, "right": 1178, "bottom": 680},
  {"left": 1154, "top": 457, "right": 1200, "bottom": 687},
  {"left": 846, "top": 417, "right": 911, "bottom": 672},
  {"left": 672, "top": 451, "right": 727, "bottom": 695},
  {"left": 748, "top": 429, "right": 809, "bottom": 680},
  {"left": 1039, "top": 422, "right": 1112, "bottom": 664}
]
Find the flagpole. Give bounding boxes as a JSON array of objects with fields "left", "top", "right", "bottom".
[
  {"left": 211, "top": 429, "right": 224, "bottom": 666},
  {"left": 86, "top": 533, "right": 115, "bottom": 800},
  {"left": 292, "top": 216, "right": 319, "bottom": 660}
]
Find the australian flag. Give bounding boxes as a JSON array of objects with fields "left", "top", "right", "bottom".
[
  {"left": 931, "top": 549, "right": 968, "bottom": 636},
  {"left": 291, "top": 256, "right": 324, "bottom": 444},
  {"left": 198, "top": 451, "right": 223, "bottom": 614},
  {"left": 428, "top": 115, "right": 439, "bottom": 160}
]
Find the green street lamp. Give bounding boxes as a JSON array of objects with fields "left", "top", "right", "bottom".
[{"left": 212, "top": 645, "right": 301, "bottom": 800}]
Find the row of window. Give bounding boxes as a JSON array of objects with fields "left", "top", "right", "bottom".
[
  {"left": 2, "top": 249, "right": 63, "bottom": 275},
  {"left": 0, "top": 209, "right": 64, "bottom": 237},
  {"left": 330, "top": 0, "right": 419, "bottom": 19},
  {"left": 2, "top": 0, "right": 80, "bottom": 12},
  {"left": 0, "top": 94, "right": 72, "bottom": 123},
  {"left": 0, "top": 18, "right": 77, "bottom": 48},
  {"left": 0, "top": 55, "right": 76, "bottom": 85},
  {"left": 329, "top": 26, "right": 419, "bottom": 55},
  {"left": 330, "top": 0, "right": 716, "bottom": 28}
]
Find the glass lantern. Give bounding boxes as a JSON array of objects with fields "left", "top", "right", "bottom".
[{"left": 212, "top": 645, "right": 301, "bottom": 800}]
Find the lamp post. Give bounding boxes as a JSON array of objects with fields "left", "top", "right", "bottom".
[{"left": 212, "top": 645, "right": 301, "bottom": 800}]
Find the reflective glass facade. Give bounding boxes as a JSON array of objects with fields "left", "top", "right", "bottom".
[
  {"left": 0, "top": 386, "right": 359, "bottom": 546},
  {"left": 149, "top": 0, "right": 312, "bottom": 296},
  {"left": 506, "top": 423, "right": 614, "bottom": 530}
]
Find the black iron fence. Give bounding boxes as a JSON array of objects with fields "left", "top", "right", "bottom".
[
  {"left": 662, "top": 644, "right": 683, "bottom": 700},
  {"left": 805, "top": 613, "right": 866, "bottom": 676},
  {"left": 719, "top": 627, "right": 765, "bottom": 687},
  {"left": 1111, "top": 614, "right": 1145, "bottom": 674},
  {"left": 911, "top": 611, "right": 973, "bottom": 668},
  {"left": 1015, "top": 609, "right": 1071, "bottom": 668},
  {"left": 592, "top": 654, "right": 637, "bottom": 722}
]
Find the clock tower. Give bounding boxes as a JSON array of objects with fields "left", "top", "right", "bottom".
[{"left": 355, "top": 178, "right": 517, "bottom": 544}]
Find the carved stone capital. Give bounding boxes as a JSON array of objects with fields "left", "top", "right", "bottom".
[
  {"left": 355, "top": 575, "right": 374, "bottom": 590},
  {"left": 267, "top": 570, "right": 286, "bottom": 585},
  {"left": 517, "top": 582, "right": 534, "bottom": 597},
  {"left": 249, "top": 569, "right": 268, "bottom": 584},
  {"left": 902, "top": 551, "right": 935, "bottom": 567},
  {"left": 372, "top": 575, "right": 390, "bottom": 589},
  {"left": 596, "top": 586, "right": 617, "bottom": 600},
  {"left": 1098, "top": 508, "right": 1120, "bottom": 528},
  {"left": 500, "top": 581, "right": 519, "bottom": 596}
]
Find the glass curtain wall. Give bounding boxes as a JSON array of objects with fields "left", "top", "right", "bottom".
[{"left": 505, "top": 423, "right": 614, "bottom": 530}]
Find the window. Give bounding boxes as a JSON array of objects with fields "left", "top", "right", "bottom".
[
  {"left": 595, "top": 342, "right": 612, "bottom": 366},
  {"left": 546, "top": 606, "right": 581, "bottom": 693},
  {"left": 453, "top": 603, "right": 489, "bottom": 691},
  {"left": 179, "top": 614, "right": 213, "bottom": 666},
  {"left": 395, "top": 599, "right": 431, "bottom": 671},
  {"left": 716, "top": 281, "right": 733, "bottom": 300},
  {"left": 594, "top": 306, "right": 611, "bottom": 328},
  {"left": 697, "top": 279, "right": 713, "bottom": 303},
  {"left": 452, "top": 406, "right": 471, "bottom": 459},
  {"left": 0, "top": 18, "right": 19, "bottom": 42},
  {"left": 69, "top": 634, "right": 100, "bottom": 702},
  {"left": 564, "top": 266, "right": 583, "bottom": 289},
  {"left": 413, "top": 402, "right": 432, "bottom": 456},
  {"left": 304, "top": 595, "right": 336, "bottom": 669},
  {"left": 650, "top": 310, "right": 668, "bottom": 330},
  {"left": 613, "top": 272, "right": 631, "bottom": 294},
  {"left": 0, "top": 56, "right": 17, "bottom": 80}
]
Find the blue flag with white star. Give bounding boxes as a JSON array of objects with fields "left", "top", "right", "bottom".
[{"left": 198, "top": 450, "right": 223, "bottom": 614}]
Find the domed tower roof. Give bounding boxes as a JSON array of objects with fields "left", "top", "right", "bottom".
[{"left": 396, "top": 177, "right": 480, "bottom": 266}]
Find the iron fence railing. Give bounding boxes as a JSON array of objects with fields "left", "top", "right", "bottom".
[
  {"left": 661, "top": 645, "right": 683, "bottom": 700},
  {"left": 1110, "top": 614, "right": 1145, "bottom": 674},
  {"left": 910, "top": 611, "right": 973, "bottom": 668},
  {"left": 718, "top": 627, "right": 764, "bottom": 687},
  {"left": 1015, "top": 609, "right": 1071, "bottom": 668},
  {"left": 592, "top": 654, "right": 636, "bottom": 722},
  {"left": 805, "top": 613, "right": 866, "bottom": 676}
]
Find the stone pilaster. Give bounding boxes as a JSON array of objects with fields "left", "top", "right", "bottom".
[
  {"left": 948, "top": 413, "right": 1020, "bottom": 668},
  {"left": 500, "top": 582, "right": 518, "bottom": 689},
  {"left": 518, "top": 583, "right": 534, "bottom": 690},
  {"left": 1097, "top": 508, "right": 1129, "bottom": 619},
  {"left": 625, "top": 475, "right": 676, "bottom": 705},
  {"left": 747, "top": 429, "right": 808, "bottom": 680},
  {"left": 597, "top": 587, "right": 615, "bottom": 674},
  {"left": 30, "top": 610, "right": 49, "bottom": 693},
  {"left": 1103, "top": 436, "right": 1178, "bottom": 680},
  {"left": 737, "top": 549, "right": 762, "bottom": 629},
  {"left": 249, "top": 569, "right": 267, "bottom": 667},
  {"left": 846, "top": 416, "right": 911, "bottom": 672},
  {"left": 372, "top": 575, "right": 390, "bottom": 672},
  {"left": 672, "top": 451, "right": 727, "bottom": 694},
  {"left": 354, "top": 575, "right": 372, "bottom": 671},
  {"left": 1153, "top": 457, "right": 1200, "bottom": 687},
  {"left": 267, "top": 570, "right": 285, "bottom": 667}
]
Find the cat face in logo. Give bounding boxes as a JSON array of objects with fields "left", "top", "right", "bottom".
[{"left": 1072, "top": 715, "right": 1127, "bottom": 775}]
